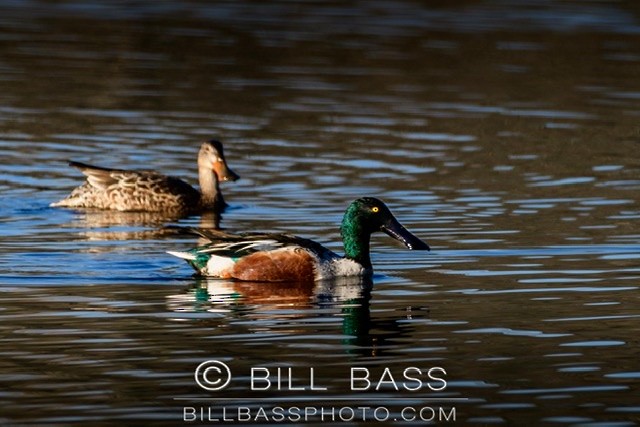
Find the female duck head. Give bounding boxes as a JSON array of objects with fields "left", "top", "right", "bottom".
[
  {"left": 197, "top": 139, "right": 240, "bottom": 182},
  {"left": 340, "top": 197, "right": 429, "bottom": 268},
  {"left": 196, "top": 139, "right": 240, "bottom": 208}
]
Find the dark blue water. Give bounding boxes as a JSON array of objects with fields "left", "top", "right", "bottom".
[{"left": 1, "top": 1, "right": 639, "bottom": 425}]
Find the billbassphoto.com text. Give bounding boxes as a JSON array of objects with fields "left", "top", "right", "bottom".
[{"left": 183, "top": 405, "right": 457, "bottom": 423}]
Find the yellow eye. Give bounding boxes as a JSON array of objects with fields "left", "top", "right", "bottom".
[{"left": 372, "top": 206, "right": 379, "bottom": 213}]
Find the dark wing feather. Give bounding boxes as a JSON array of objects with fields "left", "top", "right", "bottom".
[
  {"left": 68, "top": 161, "right": 124, "bottom": 189},
  {"left": 173, "top": 226, "right": 339, "bottom": 260}
]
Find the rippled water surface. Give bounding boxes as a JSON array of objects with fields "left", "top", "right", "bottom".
[{"left": 1, "top": 1, "right": 640, "bottom": 425}]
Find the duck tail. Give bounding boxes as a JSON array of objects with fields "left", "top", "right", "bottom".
[{"left": 167, "top": 251, "right": 197, "bottom": 261}]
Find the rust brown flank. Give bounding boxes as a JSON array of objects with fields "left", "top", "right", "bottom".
[{"left": 232, "top": 249, "right": 316, "bottom": 282}]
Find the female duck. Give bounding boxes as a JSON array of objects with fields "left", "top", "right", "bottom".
[
  {"left": 51, "top": 139, "right": 239, "bottom": 214},
  {"left": 169, "top": 197, "right": 429, "bottom": 282}
]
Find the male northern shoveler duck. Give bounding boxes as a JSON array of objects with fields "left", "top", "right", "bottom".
[
  {"left": 50, "top": 139, "right": 239, "bottom": 214},
  {"left": 168, "top": 197, "right": 429, "bottom": 282}
]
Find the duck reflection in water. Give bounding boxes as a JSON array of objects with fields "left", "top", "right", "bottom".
[
  {"left": 167, "top": 275, "right": 372, "bottom": 309},
  {"left": 71, "top": 209, "right": 222, "bottom": 243},
  {"left": 166, "top": 276, "right": 429, "bottom": 357}
]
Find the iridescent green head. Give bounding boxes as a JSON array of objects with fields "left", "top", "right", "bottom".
[{"left": 340, "top": 197, "right": 429, "bottom": 269}]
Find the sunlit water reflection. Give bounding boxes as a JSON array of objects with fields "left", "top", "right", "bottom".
[{"left": 1, "top": 1, "right": 640, "bottom": 425}]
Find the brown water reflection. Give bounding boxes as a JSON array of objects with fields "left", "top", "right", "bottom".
[
  {"left": 69, "top": 210, "right": 222, "bottom": 242},
  {"left": 1, "top": 1, "right": 640, "bottom": 426}
]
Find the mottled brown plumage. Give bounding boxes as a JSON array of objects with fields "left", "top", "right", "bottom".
[{"left": 51, "top": 140, "right": 239, "bottom": 214}]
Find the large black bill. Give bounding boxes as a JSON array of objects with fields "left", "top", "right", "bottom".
[{"left": 381, "top": 217, "right": 430, "bottom": 251}]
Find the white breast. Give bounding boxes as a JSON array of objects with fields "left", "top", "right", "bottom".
[
  {"left": 315, "top": 257, "right": 367, "bottom": 280},
  {"left": 204, "top": 254, "right": 236, "bottom": 277}
]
